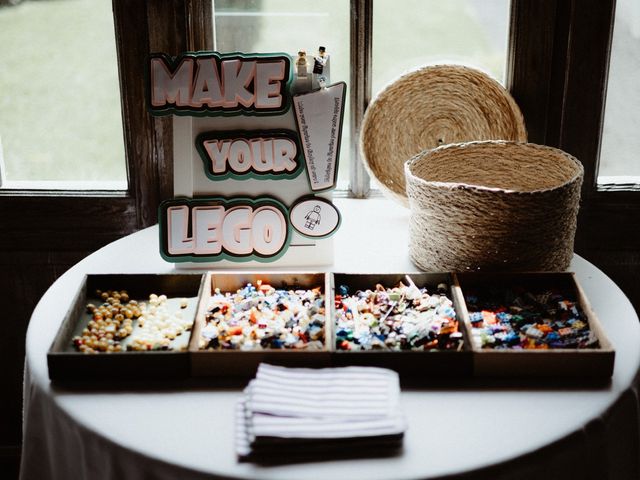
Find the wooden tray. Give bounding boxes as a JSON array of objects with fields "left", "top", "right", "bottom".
[
  {"left": 454, "top": 272, "right": 615, "bottom": 378},
  {"left": 47, "top": 273, "right": 205, "bottom": 382},
  {"left": 189, "top": 272, "right": 332, "bottom": 377},
  {"left": 330, "top": 273, "right": 473, "bottom": 379}
]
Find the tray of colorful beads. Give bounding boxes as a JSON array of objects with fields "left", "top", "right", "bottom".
[
  {"left": 330, "top": 273, "right": 473, "bottom": 378},
  {"left": 454, "top": 272, "right": 615, "bottom": 378},
  {"left": 47, "top": 274, "right": 205, "bottom": 382},
  {"left": 188, "top": 272, "right": 332, "bottom": 377}
]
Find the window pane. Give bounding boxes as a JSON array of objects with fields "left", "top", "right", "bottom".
[
  {"left": 372, "top": 0, "right": 510, "bottom": 97},
  {"left": 213, "top": 0, "right": 350, "bottom": 185},
  {"left": 0, "top": 0, "right": 126, "bottom": 189},
  {"left": 598, "top": 0, "right": 640, "bottom": 184}
]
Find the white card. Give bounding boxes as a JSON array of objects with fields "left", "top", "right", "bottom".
[{"left": 293, "top": 82, "right": 346, "bottom": 191}]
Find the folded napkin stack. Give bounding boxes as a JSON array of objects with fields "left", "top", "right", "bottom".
[{"left": 236, "top": 363, "right": 406, "bottom": 462}]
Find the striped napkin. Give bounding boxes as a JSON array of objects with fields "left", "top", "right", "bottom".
[{"left": 236, "top": 363, "right": 406, "bottom": 461}]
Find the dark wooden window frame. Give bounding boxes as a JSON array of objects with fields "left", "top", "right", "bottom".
[
  {"left": 509, "top": 0, "right": 616, "bottom": 197},
  {"left": 509, "top": 0, "right": 639, "bottom": 284}
]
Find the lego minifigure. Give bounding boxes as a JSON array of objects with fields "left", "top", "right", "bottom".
[
  {"left": 296, "top": 50, "right": 309, "bottom": 78},
  {"left": 312, "top": 46, "right": 330, "bottom": 88}
]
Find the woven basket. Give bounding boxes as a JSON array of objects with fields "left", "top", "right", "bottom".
[
  {"left": 361, "top": 65, "right": 527, "bottom": 206},
  {"left": 405, "top": 141, "right": 584, "bottom": 272}
]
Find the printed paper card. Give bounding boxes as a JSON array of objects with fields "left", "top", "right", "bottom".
[{"left": 293, "top": 82, "right": 346, "bottom": 192}]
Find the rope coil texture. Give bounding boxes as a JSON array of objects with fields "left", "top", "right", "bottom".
[
  {"left": 405, "top": 141, "right": 584, "bottom": 272},
  {"left": 361, "top": 65, "right": 527, "bottom": 207}
]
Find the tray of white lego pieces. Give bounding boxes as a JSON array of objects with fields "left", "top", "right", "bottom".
[
  {"left": 454, "top": 272, "right": 615, "bottom": 378},
  {"left": 189, "top": 272, "right": 332, "bottom": 377},
  {"left": 330, "top": 273, "right": 473, "bottom": 380},
  {"left": 48, "top": 273, "right": 205, "bottom": 382}
]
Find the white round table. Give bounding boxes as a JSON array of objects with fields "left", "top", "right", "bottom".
[{"left": 20, "top": 198, "right": 640, "bottom": 480}]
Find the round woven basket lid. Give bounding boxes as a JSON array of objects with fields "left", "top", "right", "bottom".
[{"left": 360, "top": 64, "right": 527, "bottom": 206}]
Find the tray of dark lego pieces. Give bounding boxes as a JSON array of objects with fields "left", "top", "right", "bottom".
[
  {"left": 48, "top": 273, "right": 205, "bottom": 382},
  {"left": 454, "top": 272, "right": 615, "bottom": 378},
  {"left": 330, "top": 273, "right": 473, "bottom": 378},
  {"left": 188, "top": 272, "right": 332, "bottom": 377}
]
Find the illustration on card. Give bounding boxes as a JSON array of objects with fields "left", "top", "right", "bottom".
[
  {"left": 148, "top": 52, "right": 292, "bottom": 116},
  {"left": 290, "top": 197, "right": 341, "bottom": 239}
]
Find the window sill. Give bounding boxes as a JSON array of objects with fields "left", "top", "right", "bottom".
[{"left": 332, "top": 196, "right": 414, "bottom": 271}]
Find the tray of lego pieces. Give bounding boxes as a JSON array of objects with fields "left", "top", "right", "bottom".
[
  {"left": 188, "top": 272, "right": 332, "bottom": 377},
  {"left": 330, "top": 273, "right": 473, "bottom": 378},
  {"left": 454, "top": 272, "right": 615, "bottom": 378},
  {"left": 48, "top": 274, "right": 205, "bottom": 382}
]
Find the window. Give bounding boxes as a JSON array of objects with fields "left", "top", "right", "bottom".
[
  {"left": 598, "top": 0, "right": 640, "bottom": 188},
  {"left": 209, "top": 0, "right": 511, "bottom": 195},
  {"left": 372, "top": 0, "right": 510, "bottom": 96},
  {"left": 0, "top": 0, "right": 213, "bottom": 255},
  {"left": 0, "top": 0, "right": 126, "bottom": 190},
  {"left": 367, "top": 0, "right": 511, "bottom": 192}
]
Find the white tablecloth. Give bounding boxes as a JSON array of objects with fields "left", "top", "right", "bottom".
[{"left": 21, "top": 198, "right": 640, "bottom": 480}]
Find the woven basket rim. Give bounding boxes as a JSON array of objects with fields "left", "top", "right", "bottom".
[
  {"left": 360, "top": 64, "right": 528, "bottom": 206},
  {"left": 404, "top": 140, "right": 584, "bottom": 195}
]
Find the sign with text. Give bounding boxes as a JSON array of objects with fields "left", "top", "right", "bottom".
[
  {"left": 159, "top": 196, "right": 290, "bottom": 262},
  {"left": 148, "top": 50, "right": 345, "bottom": 264},
  {"left": 195, "top": 129, "right": 304, "bottom": 181},
  {"left": 149, "top": 52, "right": 291, "bottom": 116}
]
